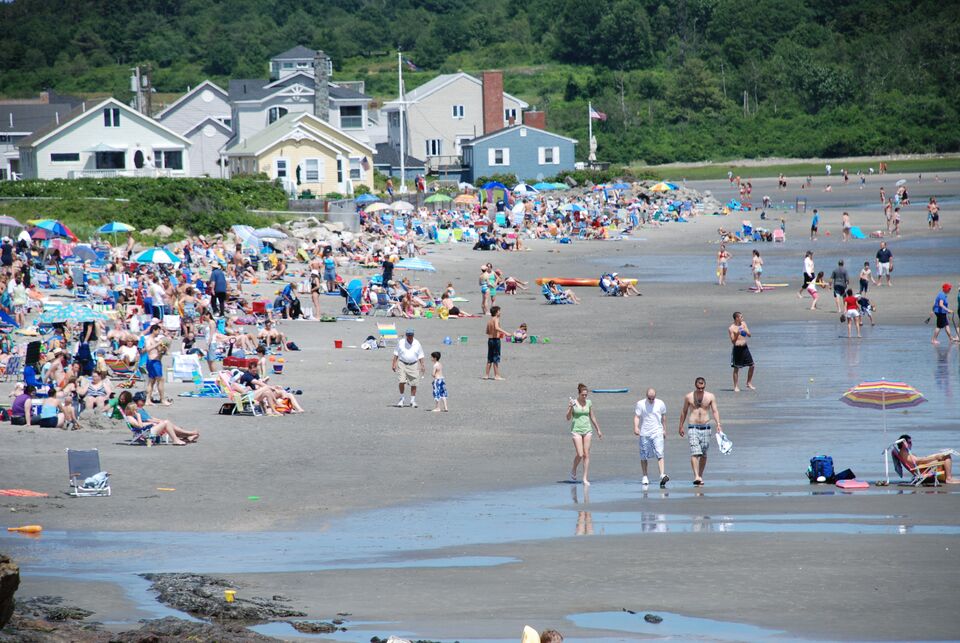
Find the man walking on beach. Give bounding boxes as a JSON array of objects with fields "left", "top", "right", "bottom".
[
  {"left": 209, "top": 264, "right": 227, "bottom": 317},
  {"left": 484, "top": 305, "right": 505, "bottom": 380},
  {"left": 931, "top": 283, "right": 959, "bottom": 345},
  {"left": 728, "top": 312, "right": 755, "bottom": 392},
  {"left": 830, "top": 260, "right": 849, "bottom": 313},
  {"left": 810, "top": 209, "right": 819, "bottom": 241},
  {"left": 392, "top": 328, "right": 425, "bottom": 407},
  {"left": 634, "top": 388, "right": 668, "bottom": 488},
  {"left": 875, "top": 242, "right": 893, "bottom": 287},
  {"left": 678, "top": 377, "right": 723, "bottom": 486}
]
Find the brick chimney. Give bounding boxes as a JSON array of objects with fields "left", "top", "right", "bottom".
[
  {"left": 522, "top": 110, "right": 546, "bottom": 130},
  {"left": 481, "top": 70, "right": 504, "bottom": 135},
  {"left": 314, "top": 50, "right": 330, "bottom": 122}
]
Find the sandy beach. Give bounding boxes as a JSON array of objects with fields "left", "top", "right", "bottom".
[{"left": 2, "top": 171, "right": 959, "bottom": 641}]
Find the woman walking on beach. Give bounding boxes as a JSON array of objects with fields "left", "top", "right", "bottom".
[
  {"left": 751, "top": 250, "right": 764, "bottom": 293},
  {"left": 716, "top": 244, "right": 731, "bottom": 286},
  {"left": 799, "top": 251, "right": 815, "bottom": 299},
  {"left": 567, "top": 383, "right": 602, "bottom": 486}
]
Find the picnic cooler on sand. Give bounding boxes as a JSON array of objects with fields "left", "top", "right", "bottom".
[{"left": 223, "top": 356, "right": 258, "bottom": 370}]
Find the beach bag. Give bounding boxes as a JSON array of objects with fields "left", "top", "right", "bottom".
[{"left": 807, "top": 455, "right": 834, "bottom": 482}]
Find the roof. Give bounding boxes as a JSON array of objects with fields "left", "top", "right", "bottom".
[
  {"left": 461, "top": 124, "right": 577, "bottom": 148},
  {"left": 382, "top": 72, "right": 529, "bottom": 111},
  {"left": 155, "top": 80, "right": 228, "bottom": 120},
  {"left": 0, "top": 103, "right": 77, "bottom": 135},
  {"left": 225, "top": 112, "right": 374, "bottom": 157},
  {"left": 183, "top": 116, "right": 233, "bottom": 139},
  {"left": 229, "top": 76, "right": 369, "bottom": 103},
  {"left": 373, "top": 143, "right": 426, "bottom": 169},
  {"left": 272, "top": 45, "right": 317, "bottom": 60},
  {"left": 17, "top": 97, "right": 191, "bottom": 149}
]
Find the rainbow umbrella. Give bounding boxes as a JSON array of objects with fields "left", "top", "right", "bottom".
[
  {"left": 28, "top": 219, "right": 78, "bottom": 241},
  {"left": 840, "top": 380, "right": 927, "bottom": 483},
  {"left": 649, "top": 182, "right": 678, "bottom": 193}
]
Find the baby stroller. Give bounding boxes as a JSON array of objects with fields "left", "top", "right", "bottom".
[{"left": 340, "top": 278, "right": 363, "bottom": 315}]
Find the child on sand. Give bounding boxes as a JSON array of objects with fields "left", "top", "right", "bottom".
[
  {"left": 806, "top": 273, "right": 821, "bottom": 311},
  {"left": 513, "top": 322, "right": 528, "bottom": 343},
  {"left": 431, "top": 351, "right": 448, "bottom": 412}
]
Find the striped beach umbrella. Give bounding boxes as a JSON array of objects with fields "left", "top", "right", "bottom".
[
  {"left": 37, "top": 303, "right": 110, "bottom": 325},
  {"left": 134, "top": 247, "right": 180, "bottom": 264},
  {"left": 98, "top": 221, "right": 135, "bottom": 234},
  {"left": 29, "top": 219, "right": 78, "bottom": 240},
  {"left": 840, "top": 380, "right": 927, "bottom": 483}
]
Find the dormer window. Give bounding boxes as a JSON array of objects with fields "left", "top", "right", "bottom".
[
  {"left": 103, "top": 108, "right": 120, "bottom": 127},
  {"left": 268, "top": 106, "right": 288, "bottom": 124}
]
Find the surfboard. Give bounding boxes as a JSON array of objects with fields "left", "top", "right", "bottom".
[{"left": 592, "top": 388, "right": 629, "bottom": 393}]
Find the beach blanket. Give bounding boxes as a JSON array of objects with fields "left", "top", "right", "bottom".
[
  {"left": 0, "top": 489, "right": 48, "bottom": 497},
  {"left": 849, "top": 226, "right": 867, "bottom": 239}
]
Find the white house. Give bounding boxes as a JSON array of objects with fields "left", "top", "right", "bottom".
[
  {"left": 228, "top": 47, "right": 373, "bottom": 147},
  {"left": 17, "top": 98, "right": 191, "bottom": 179},
  {"left": 156, "top": 81, "right": 232, "bottom": 177},
  {"left": 382, "top": 71, "right": 528, "bottom": 171},
  {"left": 1, "top": 92, "right": 82, "bottom": 180}
]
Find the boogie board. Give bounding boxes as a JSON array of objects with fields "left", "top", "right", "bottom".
[
  {"left": 592, "top": 388, "right": 629, "bottom": 394},
  {"left": 836, "top": 480, "right": 869, "bottom": 490}
]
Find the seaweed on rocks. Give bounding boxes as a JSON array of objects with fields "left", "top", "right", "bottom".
[{"left": 139, "top": 573, "right": 306, "bottom": 620}]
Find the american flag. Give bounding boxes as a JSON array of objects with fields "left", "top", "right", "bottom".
[
  {"left": 589, "top": 105, "right": 607, "bottom": 121},
  {"left": 404, "top": 58, "right": 420, "bottom": 71}
]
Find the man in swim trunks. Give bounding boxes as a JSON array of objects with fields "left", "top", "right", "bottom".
[
  {"left": 809, "top": 209, "right": 819, "bottom": 240},
  {"left": 678, "top": 377, "right": 724, "bottom": 486},
  {"left": 728, "top": 312, "right": 755, "bottom": 392},
  {"left": 875, "top": 241, "right": 893, "bottom": 287},
  {"left": 484, "top": 305, "right": 505, "bottom": 380},
  {"left": 931, "top": 283, "right": 958, "bottom": 345}
]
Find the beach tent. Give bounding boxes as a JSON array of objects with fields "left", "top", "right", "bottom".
[
  {"left": 481, "top": 181, "right": 508, "bottom": 191},
  {"left": 513, "top": 183, "right": 539, "bottom": 195},
  {"left": 532, "top": 182, "right": 555, "bottom": 191}
]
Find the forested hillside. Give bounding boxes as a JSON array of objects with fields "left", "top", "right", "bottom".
[{"left": 1, "top": 0, "right": 958, "bottom": 164}]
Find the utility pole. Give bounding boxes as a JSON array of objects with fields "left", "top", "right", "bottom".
[
  {"left": 145, "top": 64, "right": 153, "bottom": 116},
  {"left": 743, "top": 90, "right": 748, "bottom": 117},
  {"left": 720, "top": 60, "right": 727, "bottom": 100}
]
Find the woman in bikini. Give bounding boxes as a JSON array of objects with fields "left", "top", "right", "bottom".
[
  {"left": 751, "top": 249, "right": 764, "bottom": 293},
  {"left": 717, "top": 244, "right": 731, "bottom": 286}
]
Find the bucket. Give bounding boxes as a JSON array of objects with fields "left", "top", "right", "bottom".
[
  {"left": 272, "top": 364, "right": 284, "bottom": 375},
  {"left": 334, "top": 340, "right": 343, "bottom": 349},
  {"left": 529, "top": 336, "right": 538, "bottom": 344},
  {"left": 224, "top": 590, "right": 236, "bottom": 602},
  {"left": 459, "top": 335, "right": 468, "bottom": 344}
]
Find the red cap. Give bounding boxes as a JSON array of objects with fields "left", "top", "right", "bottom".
[{"left": 944, "top": 283, "right": 953, "bottom": 292}]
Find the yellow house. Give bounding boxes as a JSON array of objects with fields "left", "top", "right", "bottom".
[{"left": 224, "top": 112, "right": 374, "bottom": 195}]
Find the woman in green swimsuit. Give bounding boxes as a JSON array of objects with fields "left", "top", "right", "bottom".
[{"left": 566, "top": 383, "right": 603, "bottom": 486}]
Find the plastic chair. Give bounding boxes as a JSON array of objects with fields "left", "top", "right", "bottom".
[{"left": 67, "top": 448, "right": 111, "bottom": 496}]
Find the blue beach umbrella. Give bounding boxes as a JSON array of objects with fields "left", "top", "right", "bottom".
[
  {"left": 134, "top": 247, "right": 180, "bottom": 265},
  {"left": 355, "top": 193, "right": 379, "bottom": 204},
  {"left": 611, "top": 182, "right": 631, "bottom": 189},
  {"left": 37, "top": 303, "right": 110, "bottom": 325},
  {"left": 98, "top": 221, "right": 135, "bottom": 234},
  {"left": 532, "top": 182, "right": 555, "bottom": 191}
]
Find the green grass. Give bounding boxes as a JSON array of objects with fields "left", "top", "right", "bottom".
[{"left": 629, "top": 156, "right": 960, "bottom": 181}]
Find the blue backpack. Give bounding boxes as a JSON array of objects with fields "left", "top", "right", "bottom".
[{"left": 807, "top": 455, "right": 834, "bottom": 482}]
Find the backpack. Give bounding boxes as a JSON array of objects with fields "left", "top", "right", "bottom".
[{"left": 807, "top": 455, "right": 834, "bottom": 482}]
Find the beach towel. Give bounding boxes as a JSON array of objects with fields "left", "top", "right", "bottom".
[
  {"left": 0, "top": 489, "right": 48, "bottom": 497},
  {"left": 849, "top": 226, "right": 866, "bottom": 239},
  {"left": 715, "top": 431, "right": 733, "bottom": 455}
]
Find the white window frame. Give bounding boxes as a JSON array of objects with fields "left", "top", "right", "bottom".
[
  {"left": 489, "top": 147, "right": 510, "bottom": 166},
  {"left": 425, "top": 139, "right": 442, "bottom": 157},
  {"left": 304, "top": 158, "right": 322, "bottom": 182},
  {"left": 538, "top": 146, "right": 560, "bottom": 165},
  {"left": 452, "top": 104, "right": 464, "bottom": 119},
  {"left": 275, "top": 158, "right": 289, "bottom": 179},
  {"left": 504, "top": 108, "right": 517, "bottom": 124},
  {"left": 349, "top": 157, "right": 363, "bottom": 181},
  {"left": 103, "top": 107, "right": 120, "bottom": 127},
  {"left": 154, "top": 149, "right": 184, "bottom": 170},
  {"left": 50, "top": 152, "right": 80, "bottom": 163},
  {"left": 268, "top": 106, "right": 288, "bottom": 125}
]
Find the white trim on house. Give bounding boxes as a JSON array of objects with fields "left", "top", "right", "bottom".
[
  {"left": 488, "top": 147, "right": 510, "bottom": 166},
  {"left": 466, "top": 124, "right": 577, "bottom": 147},
  {"left": 154, "top": 81, "right": 228, "bottom": 120},
  {"left": 183, "top": 116, "right": 233, "bottom": 139},
  {"left": 22, "top": 98, "right": 191, "bottom": 149},
  {"left": 382, "top": 72, "right": 528, "bottom": 112}
]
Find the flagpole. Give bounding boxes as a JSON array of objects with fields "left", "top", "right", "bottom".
[
  {"left": 397, "top": 50, "right": 406, "bottom": 193},
  {"left": 588, "top": 101, "right": 593, "bottom": 165}
]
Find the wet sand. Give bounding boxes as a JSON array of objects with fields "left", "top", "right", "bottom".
[{"left": 2, "top": 171, "right": 959, "bottom": 640}]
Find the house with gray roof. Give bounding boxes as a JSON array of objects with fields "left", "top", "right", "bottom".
[
  {"left": 1, "top": 92, "right": 82, "bottom": 180},
  {"left": 460, "top": 124, "right": 576, "bottom": 184},
  {"left": 155, "top": 80, "right": 231, "bottom": 177}
]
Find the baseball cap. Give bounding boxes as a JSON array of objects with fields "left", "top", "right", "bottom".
[
  {"left": 405, "top": 328, "right": 415, "bottom": 335},
  {"left": 943, "top": 283, "right": 952, "bottom": 292}
]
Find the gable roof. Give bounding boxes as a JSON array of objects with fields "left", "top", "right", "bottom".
[
  {"left": 382, "top": 72, "right": 529, "bottom": 111},
  {"left": 183, "top": 116, "right": 233, "bottom": 139},
  {"left": 461, "top": 124, "right": 577, "bottom": 147},
  {"left": 17, "top": 97, "right": 191, "bottom": 149},
  {"left": 373, "top": 143, "right": 426, "bottom": 169},
  {"left": 225, "top": 111, "right": 375, "bottom": 157},
  {"left": 0, "top": 103, "right": 76, "bottom": 135},
  {"left": 155, "top": 80, "right": 228, "bottom": 120},
  {"left": 272, "top": 45, "right": 317, "bottom": 60},
  {"left": 229, "top": 76, "right": 369, "bottom": 103}
]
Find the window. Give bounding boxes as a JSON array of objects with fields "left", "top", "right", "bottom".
[
  {"left": 296, "top": 61, "right": 310, "bottom": 69},
  {"left": 452, "top": 105, "right": 464, "bottom": 119},
  {"left": 95, "top": 151, "right": 125, "bottom": 169},
  {"left": 268, "top": 106, "right": 288, "bottom": 124},
  {"left": 425, "top": 139, "right": 442, "bottom": 157},
  {"left": 282, "top": 62, "right": 294, "bottom": 69},
  {"left": 489, "top": 147, "right": 510, "bottom": 166},
  {"left": 276, "top": 158, "right": 288, "bottom": 179},
  {"left": 304, "top": 158, "right": 321, "bottom": 182},
  {"left": 217, "top": 117, "right": 232, "bottom": 129},
  {"left": 0, "top": 134, "right": 10, "bottom": 143},
  {"left": 156, "top": 150, "right": 183, "bottom": 170},
  {"left": 538, "top": 146, "right": 560, "bottom": 165},
  {"left": 349, "top": 157, "right": 363, "bottom": 180},
  {"left": 103, "top": 108, "right": 120, "bottom": 127},
  {"left": 504, "top": 108, "right": 517, "bottom": 124},
  {"left": 340, "top": 105, "right": 363, "bottom": 129},
  {"left": 336, "top": 158, "right": 343, "bottom": 183},
  {"left": 388, "top": 112, "right": 400, "bottom": 127},
  {"left": 50, "top": 153, "right": 80, "bottom": 162}
]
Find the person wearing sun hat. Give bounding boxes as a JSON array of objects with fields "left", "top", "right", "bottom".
[
  {"left": 391, "top": 328, "right": 425, "bottom": 407},
  {"left": 931, "top": 282, "right": 958, "bottom": 345}
]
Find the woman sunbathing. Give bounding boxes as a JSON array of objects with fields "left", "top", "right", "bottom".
[
  {"left": 77, "top": 371, "right": 113, "bottom": 413},
  {"left": 124, "top": 402, "right": 199, "bottom": 445},
  {"left": 894, "top": 434, "right": 958, "bottom": 483}
]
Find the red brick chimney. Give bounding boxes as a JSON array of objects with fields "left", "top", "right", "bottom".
[
  {"left": 522, "top": 110, "right": 546, "bottom": 130},
  {"left": 481, "top": 70, "right": 504, "bottom": 135}
]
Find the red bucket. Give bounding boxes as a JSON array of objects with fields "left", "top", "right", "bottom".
[{"left": 334, "top": 340, "right": 343, "bottom": 349}]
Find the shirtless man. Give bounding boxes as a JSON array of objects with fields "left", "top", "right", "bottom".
[
  {"left": 144, "top": 325, "right": 171, "bottom": 406},
  {"left": 728, "top": 312, "right": 755, "bottom": 392},
  {"left": 678, "top": 377, "right": 724, "bottom": 486},
  {"left": 484, "top": 305, "right": 505, "bottom": 380},
  {"left": 258, "top": 320, "right": 286, "bottom": 352}
]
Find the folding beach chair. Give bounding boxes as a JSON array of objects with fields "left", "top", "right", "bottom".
[
  {"left": 372, "top": 292, "right": 400, "bottom": 317},
  {"left": 891, "top": 443, "right": 954, "bottom": 486},
  {"left": 598, "top": 274, "right": 622, "bottom": 297},
  {"left": 162, "top": 313, "right": 181, "bottom": 338},
  {"left": 1, "top": 354, "right": 22, "bottom": 382},
  {"left": 229, "top": 389, "right": 262, "bottom": 416},
  {"left": 377, "top": 322, "right": 399, "bottom": 347},
  {"left": 67, "top": 448, "right": 111, "bottom": 497},
  {"left": 542, "top": 284, "right": 571, "bottom": 304}
]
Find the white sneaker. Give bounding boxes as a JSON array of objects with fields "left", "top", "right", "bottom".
[
  {"left": 395, "top": 400, "right": 406, "bottom": 408},
  {"left": 411, "top": 401, "right": 418, "bottom": 408},
  {"left": 641, "top": 476, "right": 650, "bottom": 485}
]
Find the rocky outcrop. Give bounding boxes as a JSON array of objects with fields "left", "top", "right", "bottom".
[
  {"left": 140, "top": 573, "right": 305, "bottom": 620},
  {"left": 0, "top": 555, "right": 19, "bottom": 628}
]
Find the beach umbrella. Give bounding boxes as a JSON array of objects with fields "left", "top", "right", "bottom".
[
  {"left": 72, "top": 245, "right": 98, "bottom": 262},
  {"left": 532, "top": 182, "right": 555, "bottom": 191},
  {"left": 37, "top": 303, "right": 109, "bottom": 325},
  {"left": 98, "top": 221, "right": 135, "bottom": 235},
  {"left": 611, "top": 182, "right": 631, "bottom": 190},
  {"left": 0, "top": 215, "right": 24, "bottom": 228},
  {"left": 254, "top": 227, "right": 288, "bottom": 239},
  {"left": 391, "top": 200, "right": 415, "bottom": 212},
  {"left": 424, "top": 193, "right": 452, "bottom": 204},
  {"left": 649, "top": 182, "right": 677, "bottom": 193},
  {"left": 396, "top": 257, "right": 436, "bottom": 272},
  {"left": 365, "top": 202, "right": 391, "bottom": 213},
  {"left": 355, "top": 193, "right": 379, "bottom": 204},
  {"left": 513, "top": 183, "right": 539, "bottom": 195},
  {"left": 840, "top": 379, "right": 927, "bottom": 483},
  {"left": 134, "top": 247, "right": 180, "bottom": 265},
  {"left": 551, "top": 182, "right": 569, "bottom": 190},
  {"left": 895, "top": 179, "right": 907, "bottom": 187},
  {"left": 453, "top": 194, "right": 478, "bottom": 205},
  {"left": 458, "top": 181, "right": 476, "bottom": 191},
  {"left": 231, "top": 224, "right": 262, "bottom": 251},
  {"left": 28, "top": 219, "right": 78, "bottom": 240},
  {"left": 561, "top": 203, "right": 585, "bottom": 212},
  {"left": 29, "top": 227, "right": 52, "bottom": 240}
]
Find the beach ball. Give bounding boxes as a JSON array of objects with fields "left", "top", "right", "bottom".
[{"left": 443, "top": 336, "right": 452, "bottom": 345}]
